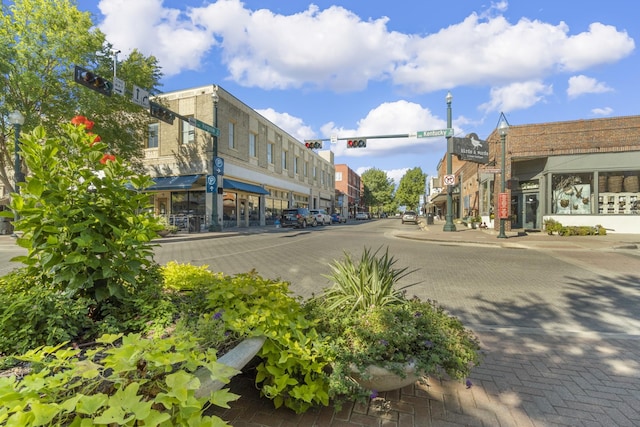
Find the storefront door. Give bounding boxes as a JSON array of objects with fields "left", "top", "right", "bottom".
[{"left": 512, "top": 191, "right": 540, "bottom": 230}]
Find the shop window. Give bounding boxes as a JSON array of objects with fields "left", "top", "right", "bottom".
[
  {"left": 552, "top": 173, "right": 593, "bottom": 214},
  {"left": 597, "top": 171, "right": 640, "bottom": 215}
]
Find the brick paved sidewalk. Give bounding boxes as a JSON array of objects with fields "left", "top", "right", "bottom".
[{"left": 209, "top": 327, "right": 640, "bottom": 427}]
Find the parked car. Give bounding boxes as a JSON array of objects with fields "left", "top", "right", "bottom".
[
  {"left": 355, "top": 212, "right": 368, "bottom": 220},
  {"left": 401, "top": 210, "right": 418, "bottom": 224},
  {"left": 310, "top": 209, "right": 332, "bottom": 226},
  {"left": 331, "top": 213, "right": 347, "bottom": 223},
  {"left": 280, "top": 208, "right": 313, "bottom": 228}
]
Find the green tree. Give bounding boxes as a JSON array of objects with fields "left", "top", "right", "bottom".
[
  {"left": 0, "top": 0, "right": 163, "bottom": 193},
  {"left": 361, "top": 168, "right": 395, "bottom": 215},
  {"left": 394, "top": 167, "right": 427, "bottom": 211}
]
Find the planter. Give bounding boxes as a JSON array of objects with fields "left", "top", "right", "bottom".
[
  {"left": 195, "top": 336, "right": 266, "bottom": 397},
  {"left": 349, "top": 362, "right": 421, "bottom": 392}
]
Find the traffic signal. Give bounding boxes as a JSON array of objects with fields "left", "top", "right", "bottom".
[
  {"left": 74, "top": 65, "right": 112, "bottom": 97},
  {"left": 149, "top": 101, "right": 176, "bottom": 125},
  {"left": 304, "top": 140, "right": 323, "bottom": 149},
  {"left": 347, "top": 138, "right": 366, "bottom": 148}
]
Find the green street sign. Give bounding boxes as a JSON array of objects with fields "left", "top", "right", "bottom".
[
  {"left": 189, "top": 118, "right": 220, "bottom": 136},
  {"left": 417, "top": 128, "right": 453, "bottom": 138}
]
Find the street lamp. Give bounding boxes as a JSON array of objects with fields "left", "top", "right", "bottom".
[
  {"left": 497, "top": 113, "right": 509, "bottom": 239},
  {"left": 209, "top": 87, "right": 221, "bottom": 231},
  {"left": 9, "top": 110, "right": 25, "bottom": 194},
  {"left": 443, "top": 91, "right": 456, "bottom": 231}
]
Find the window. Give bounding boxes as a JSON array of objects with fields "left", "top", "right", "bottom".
[
  {"left": 249, "top": 133, "right": 256, "bottom": 157},
  {"left": 552, "top": 173, "right": 593, "bottom": 214},
  {"left": 335, "top": 171, "right": 343, "bottom": 181},
  {"left": 294, "top": 156, "right": 299, "bottom": 174},
  {"left": 147, "top": 123, "right": 158, "bottom": 148},
  {"left": 597, "top": 171, "right": 640, "bottom": 214},
  {"left": 228, "top": 122, "right": 235, "bottom": 149},
  {"left": 267, "top": 143, "right": 273, "bottom": 164},
  {"left": 282, "top": 150, "right": 287, "bottom": 170},
  {"left": 182, "top": 119, "right": 195, "bottom": 144},
  {"left": 304, "top": 161, "right": 308, "bottom": 177}
]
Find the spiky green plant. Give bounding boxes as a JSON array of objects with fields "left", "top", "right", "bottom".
[{"left": 320, "top": 246, "right": 418, "bottom": 313}]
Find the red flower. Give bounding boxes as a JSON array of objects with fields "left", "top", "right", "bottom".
[
  {"left": 88, "top": 133, "right": 101, "bottom": 146},
  {"left": 100, "top": 154, "right": 116, "bottom": 164},
  {"left": 70, "top": 115, "right": 94, "bottom": 131}
]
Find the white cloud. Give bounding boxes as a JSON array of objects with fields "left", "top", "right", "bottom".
[
  {"left": 354, "top": 166, "right": 407, "bottom": 188},
  {"left": 94, "top": 0, "right": 635, "bottom": 93},
  {"left": 321, "top": 100, "right": 448, "bottom": 158},
  {"left": 591, "top": 107, "right": 613, "bottom": 116},
  {"left": 567, "top": 75, "right": 613, "bottom": 98},
  {"left": 479, "top": 81, "right": 553, "bottom": 113},
  {"left": 255, "top": 108, "right": 315, "bottom": 142}
]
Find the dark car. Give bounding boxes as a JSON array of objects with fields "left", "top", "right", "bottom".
[
  {"left": 281, "top": 208, "right": 313, "bottom": 228},
  {"left": 331, "top": 213, "right": 347, "bottom": 223}
]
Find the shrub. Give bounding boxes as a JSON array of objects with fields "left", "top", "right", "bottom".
[
  {"left": 161, "top": 262, "right": 331, "bottom": 414},
  {"left": 0, "top": 117, "right": 172, "bottom": 355},
  {"left": 0, "top": 333, "right": 239, "bottom": 426}
]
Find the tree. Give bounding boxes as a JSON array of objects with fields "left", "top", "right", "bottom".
[
  {"left": 0, "top": 0, "right": 163, "bottom": 194},
  {"left": 361, "top": 168, "right": 395, "bottom": 215},
  {"left": 394, "top": 167, "right": 427, "bottom": 211}
]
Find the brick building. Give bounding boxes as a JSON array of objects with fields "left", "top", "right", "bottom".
[
  {"left": 334, "top": 164, "right": 363, "bottom": 219},
  {"left": 431, "top": 115, "right": 640, "bottom": 234}
]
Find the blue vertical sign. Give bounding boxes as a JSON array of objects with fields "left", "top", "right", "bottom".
[
  {"left": 214, "top": 157, "right": 224, "bottom": 175},
  {"left": 206, "top": 175, "right": 217, "bottom": 193}
]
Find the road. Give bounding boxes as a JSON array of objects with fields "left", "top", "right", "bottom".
[{"left": 152, "top": 220, "right": 640, "bottom": 337}]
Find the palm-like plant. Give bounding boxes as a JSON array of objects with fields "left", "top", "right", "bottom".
[{"left": 320, "top": 246, "right": 418, "bottom": 313}]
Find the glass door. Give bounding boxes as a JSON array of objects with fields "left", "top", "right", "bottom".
[{"left": 524, "top": 193, "right": 539, "bottom": 230}]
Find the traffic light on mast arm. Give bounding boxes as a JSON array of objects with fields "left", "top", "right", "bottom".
[
  {"left": 347, "top": 138, "right": 366, "bottom": 148},
  {"left": 304, "top": 140, "right": 323, "bottom": 149},
  {"left": 74, "top": 65, "right": 112, "bottom": 97},
  {"left": 149, "top": 101, "right": 176, "bottom": 125}
]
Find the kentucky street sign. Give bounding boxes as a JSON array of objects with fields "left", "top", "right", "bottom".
[{"left": 417, "top": 128, "right": 454, "bottom": 138}]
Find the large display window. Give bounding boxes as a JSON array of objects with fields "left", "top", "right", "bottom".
[{"left": 552, "top": 173, "right": 593, "bottom": 214}]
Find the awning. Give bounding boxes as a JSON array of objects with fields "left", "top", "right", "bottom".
[
  {"left": 430, "top": 193, "right": 448, "bottom": 203},
  {"left": 148, "top": 175, "right": 200, "bottom": 191},
  {"left": 223, "top": 178, "right": 270, "bottom": 195}
]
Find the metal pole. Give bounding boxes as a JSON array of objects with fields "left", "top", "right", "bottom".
[
  {"left": 497, "top": 132, "right": 507, "bottom": 238},
  {"left": 443, "top": 92, "right": 456, "bottom": 231},
  {"left": 209, "top": 89, "right": 221, "bottom": 231}
]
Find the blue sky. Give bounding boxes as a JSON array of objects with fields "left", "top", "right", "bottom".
[{"left": 76, "top": 0, "right": 637, "bottom": 185}]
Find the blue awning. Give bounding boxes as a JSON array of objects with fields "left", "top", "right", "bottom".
[
  {"left": 223, "top": 178, "right": 270, "bottom": 195},
  {"left": 148, "top": 175, "right": 200, "bottom": 191}
]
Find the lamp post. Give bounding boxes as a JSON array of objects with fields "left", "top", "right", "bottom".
[
  {"left": 443, "top": 91, "right": 456, "bottom": 231},
  {"left": 209, "top": 88, "right": 221, "bottom": 231},
  {"left": 497, "top": 114, "right": 509, "bottom": 239},
  {"left": 9, "top": 110, "right": 25, "bottom": 194}
]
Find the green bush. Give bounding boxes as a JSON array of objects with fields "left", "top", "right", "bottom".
[
  {"left": 161, "top": 262, "right": 331, "bottom": 414},
  {"left": 0, "top": 333, "right": 239, "bottom": 426},
  {"left": 0, "top": 116, "right": 173, "bottom": 356}
]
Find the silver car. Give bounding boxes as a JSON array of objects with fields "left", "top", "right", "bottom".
[{"left": 401, "top": 210, "right": 418, "bottom": 224}]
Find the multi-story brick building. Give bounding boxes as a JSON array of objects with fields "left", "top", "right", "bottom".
[
  {"left": 431, "top": 115, "right": 640, "bottom": 234},
  {"left": 143, "top": 85, "right": 335, "bottom": 231},
  {"left": 334, "top": 164, "right": 362, "bottom": 219}
]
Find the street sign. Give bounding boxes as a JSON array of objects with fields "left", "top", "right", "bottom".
[
  {"left": 417, "top": 128, "right": 453, "bottom": 138},
  {"left": 443, "top": 174, "right": 456, "bottom": 185},
  {"left": 131, "top": 85, "right": 149, "bottom": 108},
  {"left": 481, "top": 168, "right": 501, "bottom": 174},
  {"left": 330, "top": 134, "right": 337, "bottom": 144},
  {"left": 113, "top": 77, "right": 126, "bottom": 96},
  {"left": 206, "top": 175, "right": 217, "bottom": 193},
  {"left": 189, "top": 117, "right": 220, "bottom": 136},
  {"left": 213, "top": 156, "right": 224, "bottom": 175}
]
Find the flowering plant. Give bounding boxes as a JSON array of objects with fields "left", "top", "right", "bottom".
[{"left": 305, "top": 247, "right": 481, "bottom": 404}]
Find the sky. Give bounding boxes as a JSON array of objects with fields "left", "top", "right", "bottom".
[{"left": 75, "top": 0, "right": 637, "bottom": 186}]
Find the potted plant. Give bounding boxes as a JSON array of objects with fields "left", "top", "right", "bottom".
[{"left": 305, "top": 247, "right": 481, "bottom": 405}]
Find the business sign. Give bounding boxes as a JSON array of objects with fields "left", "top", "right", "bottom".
[
  {"left": 498, "top": 192, "right": 509, "bottom": 219},
  {"left": 452, "top": 133, "right": 489, "bottom": 164}
]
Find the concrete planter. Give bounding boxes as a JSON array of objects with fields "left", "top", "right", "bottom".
[
  {"left": 195, "top": 336, "right": 266, "bottom": 398},
  {"left": 350, "top": 362, "right": 421, "bottom": 392}
]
